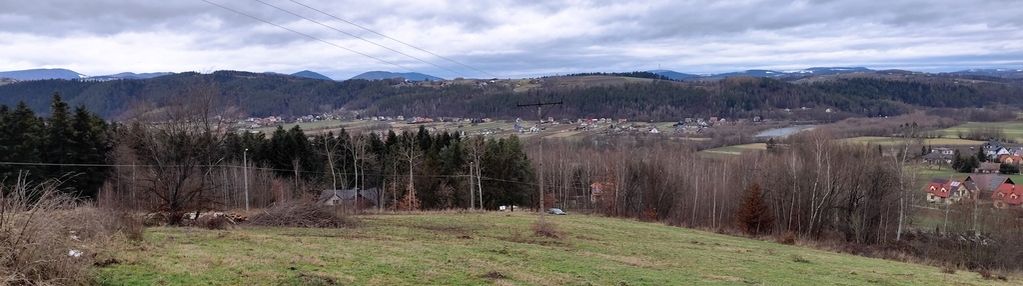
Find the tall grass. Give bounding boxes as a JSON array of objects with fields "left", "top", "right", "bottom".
[{"left": 1, "top": 177, "right": 141, "bottom": 285}]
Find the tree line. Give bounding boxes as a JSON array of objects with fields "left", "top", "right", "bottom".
[
  {"left": 0, "top": 94, "right": 111, "bottom": 198},
  {"left": 2, "top": 71, "right": 1021, "bottom": 122}
]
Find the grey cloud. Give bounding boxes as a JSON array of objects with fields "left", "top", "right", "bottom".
[{"left": 1, "top": 0, "right": 1021, "bottom": 77}]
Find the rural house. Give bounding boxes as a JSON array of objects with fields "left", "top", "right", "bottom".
[
  {"left": 998, "top": 154, "right": 1023, "bottom": 165},
  {"left": 975, "top": 162, "right": 1001, "bottom": 174},
  {"left": 318, "top": 188, "right": 380, "bottom": 209},
  {"left": 963, "top": 174, "right": 1013, "bottom": 201},
  {"left": 991, "top": 180, "right": 1023, "bottom": 208},
  {"left": 924, "top": 178, "right": 964, "bottom": 204}
]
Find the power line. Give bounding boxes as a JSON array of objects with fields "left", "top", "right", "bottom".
[
  {"left": 0, "top": 161, "right": 588, "bottom": 191},
  {"left": 253, "top": 0, "right": 465, "bottom": 79},
  {"left": 200, "top": 0, "right": 413, "bottom": 73},
  {"left": 286, "top": 0, "right": 502, "bottom": 78}
]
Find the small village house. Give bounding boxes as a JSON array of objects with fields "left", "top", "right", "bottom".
[
  {"left": 319, "top": 188, "right": 380, "bottom": 209},
  {"left": 991, "top": 180, "right": 1023, "bottom": 209},
  {"left": 975, "top": 162, "right": 1001, "bottom": 174},
  {"left": 924, "top": 178, "right": 963, "bottom": 204}
]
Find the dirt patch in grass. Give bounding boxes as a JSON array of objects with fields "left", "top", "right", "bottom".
[
  {"left": 284, "top": 273, "right": 338, "bottom": 286},
  {"left": 481, "top": 270, "right": 507, "bottom": 280}
]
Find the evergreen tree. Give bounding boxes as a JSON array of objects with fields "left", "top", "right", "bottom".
[
  {"left": 736, "top": 183, "right": 774, "bottom": 235},
  {"left": 0, "top": 102, "right": 43, "bottom": 181}
]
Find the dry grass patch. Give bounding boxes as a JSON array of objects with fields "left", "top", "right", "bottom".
[{"left": 1, "top": 179, "right": 141, "bottom": 285}]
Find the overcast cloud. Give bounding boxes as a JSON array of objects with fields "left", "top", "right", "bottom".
[{"left": 1, "top": 0, "right": 1021, "bottom": 79}]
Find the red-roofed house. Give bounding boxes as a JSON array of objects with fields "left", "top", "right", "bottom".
[
  {"left": 924, "top": 178, "right": 964, "bottom": 204},
  {"left": 992, "top": 182, "right": 1023, "bottom": 208},
  {"left": 998, "top": 154, "right": 1023, "bottom": 165}
]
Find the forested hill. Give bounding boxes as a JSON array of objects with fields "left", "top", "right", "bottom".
[{"left": 0, "top": 70, "right": 1021, "bottom": 121}]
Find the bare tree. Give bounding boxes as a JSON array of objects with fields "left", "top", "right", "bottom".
[{"left": 118, "top": 83, "right": 230, "bottom": 224}]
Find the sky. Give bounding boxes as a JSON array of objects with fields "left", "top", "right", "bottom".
[{"left": 1, "top": 0, "right": 1022, "bottom": 79}]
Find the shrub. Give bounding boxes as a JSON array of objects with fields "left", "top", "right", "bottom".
[
  {"left": 1, "top": 179, "right": 136, "bottom": 285},
  {"left": 200, "top": 215, "right": 231, "bottom": 230},
  {"left": 532, "top": 218, "right": 561, "bottom": 239},
  {"left": 777, "top": 231, "right": 797, "bottom": 245},
  {"left": 249, "top": 201, "right": 359, "bottom": 228},
  {"left": 791, "top": 255, "right": 810, "bottom": 263}
]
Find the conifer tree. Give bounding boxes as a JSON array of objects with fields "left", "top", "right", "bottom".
[{"left": 736, "top": 183, "right": 774, "bottom": 235}]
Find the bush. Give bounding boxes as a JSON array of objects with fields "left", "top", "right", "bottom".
[
  {"left": 532, "top": 218, "right": 561, "bottom": 238},
  {"left": 777, "top": 231, "right": 797, "bottom": 245},
  {"left": 249, "top": 201, "right": 359, "bottom": 228},
  {"left": 200, "top": 215, "right": 231, "bottom": 230},
  {"left": 1, "top": 179, "right": 137, "bottom": 285}
]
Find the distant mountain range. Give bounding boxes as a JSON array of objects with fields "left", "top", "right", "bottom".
[
  {"left": 291, "top": 70, "right": 332, "bottom": 81},
  {"left": 1, "top": 68, "right": 1021, "bottom": 121},
  {"left": 2, "top": 66, "right": 1021, "bottom": 84},
  {"left": 87, "top": 72, "right": 174, "bottom": 81},
  {"left": 351, "top": 71, "right": 443, "bottom": 81},
  {"left": 0, "top": 68, "right": 85, "bottom": 80}
]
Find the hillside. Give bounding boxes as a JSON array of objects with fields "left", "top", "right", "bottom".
[
  {"left": 352, "top": 71, "right": 442, "bottom": 81},
  {"left": 0, "top": 70, "right": 1021, "bottom": 120},
  {"left": 291, "top": 70, "right": 332, "bottom": 81},
  {"left": 0, "top": 68, "right": 84, "bottom": 80},
  {"left": 95, "top": 212, "right": 1008, "bottom": 285}
]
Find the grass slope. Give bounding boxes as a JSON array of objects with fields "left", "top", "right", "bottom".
[
  {"left": 842, "top": 136, "right": 985, "bottom": 146},
  {"left": 940, "top": 121, "right": 1023, "bottom": 142},
  {"left": 97, "top": 213, "right": 1006, "bottom": 285}
]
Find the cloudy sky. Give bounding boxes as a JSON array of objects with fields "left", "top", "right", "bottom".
[{"left": 1, "top": 0, "right": 1021, "bottom": 79}]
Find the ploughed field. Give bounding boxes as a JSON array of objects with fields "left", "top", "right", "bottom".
[{"left": 97, "top": 212, "right": 1008, "bottom": 285}]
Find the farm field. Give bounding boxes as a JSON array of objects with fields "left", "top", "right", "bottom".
[
  {"left": 939, "top": 121, "right": 1023, "bottom": 142},
  {"left": 95, "top": 212, "right": 1006, "bottom": 285},
  {"left": 841, "top": 136, "right": 985, "bottom": 146},
  {"left": 700, "top": 143, "right": 767, "bottom": 156}
]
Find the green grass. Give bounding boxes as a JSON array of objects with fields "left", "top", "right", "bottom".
[
  {"left": 940, "top": 121, "right": 1023, "bottom": 142},
  {"left": 700, "top": 143, "right": 767, "bottom": 156},
  {"left": 842, "top": 136, "right": 985, "bottom": 146},
  {"left": 95, "top": 212, "right": 1008, "bottom": 285},
  {"left": 910, "top": 165, "right": 1023, "bottom": 187}
]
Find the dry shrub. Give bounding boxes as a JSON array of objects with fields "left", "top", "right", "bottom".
[
  {"left": 249, "top": 201, "right": 359, "bottom": 228},
  {"left": 532, "top": 218, "right": 561, "bottom": 239},
  {"left": 941, "top": 266, "right": 956, "bottom": 274},
  {"left": 977, "top": 269, "right": 993, "bottom": 280},
  {"left": 199, "top": 215, "right": 230, "bottom": 230},
  {"left": 480, "top": 271, "right": 506, "bottom": 279},
  {"left": 1, "top": 178, "right": 139, "bottom": 285},
  {"left": 776, "top": 231, "right": 797, "bottom": 245},
  {"left": 791, "top": 255, "right": 810, "bottom": 263}
]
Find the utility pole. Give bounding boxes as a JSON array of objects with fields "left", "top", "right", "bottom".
[
  {"left": 469, "top": 162, "right": 475, "bottom": 210},
  {"left": 517, "top": 100, "right": 562, "bottom": 217},
  {"left": 243, "top": 148, "right": 250, "bottom": 211}
]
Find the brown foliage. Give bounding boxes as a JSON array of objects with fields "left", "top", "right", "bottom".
[
  {"left": 248, "top": 201, "right": 359, "bottom": 228},
  {"left": 735, "top": 183, "right": 774, "bottom": 236},
  {"left": 532, "top": 218, "right": 561, "bottom": 239}
]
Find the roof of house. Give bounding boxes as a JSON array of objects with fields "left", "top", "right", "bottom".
[
  {"left": 318, "top": 188, "right": 380, "bottom": 206},
  {"left": 992, "top": 183, "right": 1023, "bottom": 205},
  {"left": 965, "top": 174, "right": 1012, "bottom": 192},
  {"left": 925, "top": 178, "right": 961, "bottom": 198},
  {"left": 978, "top": 162, "right": 1001, "bottom": 171}
]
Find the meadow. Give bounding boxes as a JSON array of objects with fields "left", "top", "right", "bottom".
[{"left": 95, "top": 212, "right": 1007, "bottom": 285}]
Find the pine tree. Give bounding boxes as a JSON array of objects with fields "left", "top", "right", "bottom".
[{"left": 736, "top": 183, "right": 774, "bottom": 235}]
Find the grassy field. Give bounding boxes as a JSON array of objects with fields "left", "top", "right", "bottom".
[
  {"left": 95, "top": 212, "right": 1006, "bottom": 285},
  {"left": 841, "top": 136, "right": 985, "bottom": 146},
  {"left": 939, "top": 121, "right": 1023, "bottom": 142},
  {"left": 700, "top": 143, "right": 767, "bottom": 156},
  {"left": 911, "top": 166, "right": 1023, "bottom": 187}
]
